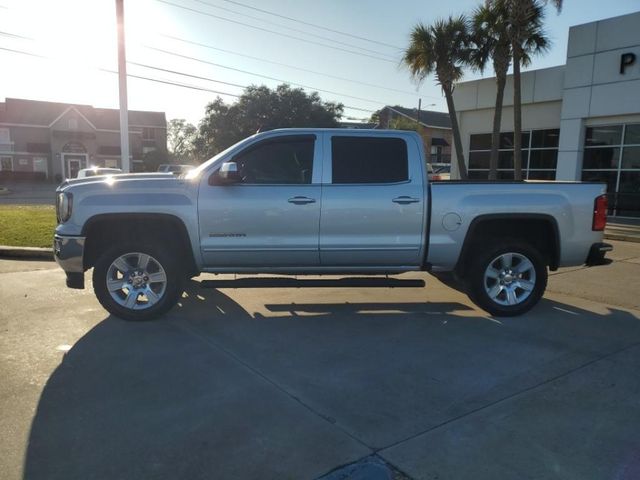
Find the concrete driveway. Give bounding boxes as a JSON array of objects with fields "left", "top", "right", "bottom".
[{"left": 1, "top": 240, "right": 639, "bottom": 480}]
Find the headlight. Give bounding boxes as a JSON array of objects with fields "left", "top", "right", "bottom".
[{"left": 56, "top": 192, "right": 73, "bottom": 223}]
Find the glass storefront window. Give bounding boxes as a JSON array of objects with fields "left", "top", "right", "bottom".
[
  {"left": 469, "top": 151, "right": 490, "bottom": 169},
  {"left": 583, "top": 148, "right": 620, "bottom": 169},
  {"left": 528, "top": 170, "right": 556, "bottom": 180},
  {"left": 468, "top": 129, "right": 557, "bottom": 180},
  {"left": 498, "top": 151, "right": 514, "bottom": 169},
  {"left": 529, "top": 150, "right": 558, "bottom": 169},
  {"left": 532, "top": 129, "right": 559, "bottom": 148},
  {"left": 468, "top": 170, "right": 489, "bottom": 179},
  {"left": 583, "top": 124, "right": 640, "bottom": 217},
  {"left": 470, "top": 134, "right": 492, "bottom": 151},
  {"left": 581, "top": 170, "right": 618, "bottom": 192},
  {"left": 624, "top": 124, "right": 640, "bottom": 145},
  {"left": 585, "top": 126, "right": 623, "bottom": 147},
  {"left": 621, "top": 146, "right": 640, "bottom": 169}
]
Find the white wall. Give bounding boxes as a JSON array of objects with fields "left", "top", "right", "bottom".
[
  {"left": 558, "top": 11, "right": 640, "bottom": 180},
  {"left": 452, "top": 11, "right": 640, "bottom": 181},
  {"left": 453, "top": 67, "right": 564, "bottom": 179}
]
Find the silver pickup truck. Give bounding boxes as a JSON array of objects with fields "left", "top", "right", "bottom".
[{"left": 54, "top": 128, "right": 612, "bottom": 321}]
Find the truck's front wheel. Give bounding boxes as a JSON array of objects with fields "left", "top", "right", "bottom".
[
  {"left": 93, "top": 243, "right": 183, "bottom": 321},
  {"left": 467, "top": 242, "right": 547, "bottom": 317}
]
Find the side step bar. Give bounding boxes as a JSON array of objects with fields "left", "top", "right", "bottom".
[{"left": 200, "top": 277, "right": 426, "bottom": 289}]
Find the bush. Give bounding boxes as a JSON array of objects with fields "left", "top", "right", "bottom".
[{"left": 0, "top": 171, "right": 47, "bottom": 182}]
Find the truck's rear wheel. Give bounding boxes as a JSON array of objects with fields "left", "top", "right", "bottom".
[
  {"left": 93, "top": 243, "right": 183, "bottom": 321},
  {"left": 467, "top": 242, "right": 547, "bottom": 317}
]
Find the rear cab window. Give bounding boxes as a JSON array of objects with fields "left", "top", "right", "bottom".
[{"left": 330, "top": 136, "right": 409, "bottom": 184}]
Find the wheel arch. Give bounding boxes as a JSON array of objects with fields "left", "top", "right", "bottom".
[
  {"left": 82, "top": 213, "right": 198, "bottom": 276},
  {"left": 455, "top": 213, "right": 560, "bottom": 277}
]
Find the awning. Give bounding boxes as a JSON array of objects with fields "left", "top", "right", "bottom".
[{"left": 431, "top": 137, "right": 449, "bottom": 146}]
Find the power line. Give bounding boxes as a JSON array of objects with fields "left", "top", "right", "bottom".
[
  {"left": 184, "top": 0, "right": 396, "bottom": 60},
  {"left": 129, "top": 62, "right": 375, "bottom": 113},
  {"left": 0, "top": 45, "right": 242, "bottom": 98},
  {"left": 0, "top": 31, "right": 32, "bottom": 40},
  {"left": 201, "top": 0, "right": 403, "bottom": 50},
  {"left": 129, "top": 61, "right": 246, "bottom": 89},
  {"left": 145, "top": 45, "right": 386, "bottom": 106},
  {"left": 159, "top": 34, "right": 435, "bottom": 99},
  {"left": 156, "top": 0, "right": 396, "bottom": 64},
  {"left": 0, "top": 44, "right": 376, "bottom": 113},
  {"left": 0, "top": 26, "right": 419, "bottom": 109}
]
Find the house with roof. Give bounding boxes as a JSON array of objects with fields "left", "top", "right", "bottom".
[
  {"left": 376, "top": 105, "right": 452, "bottom": 166},
  {"left": 0, "top": 98, "right": 167, "bottom": 180}
]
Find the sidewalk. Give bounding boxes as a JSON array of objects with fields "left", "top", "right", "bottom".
[
  {"left": 605, "top": 217, "right": 640, "bottom": 243},
  {"left": 0, "top": 182, "right": 56, "bottom": 205}
]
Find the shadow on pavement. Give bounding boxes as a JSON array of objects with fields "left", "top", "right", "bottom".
[{"left": 22, "top": 280, "right": 640, "bottom": 480}]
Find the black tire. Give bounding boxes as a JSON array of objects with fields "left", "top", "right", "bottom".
[
  {"left": 93, "top": 242, "right": 184, "bottom": 321},
  {"left": 466, "top": 241, "right": 547, "bottom": 317}
]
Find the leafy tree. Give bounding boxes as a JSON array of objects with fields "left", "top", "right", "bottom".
[
  {"left": 142, "top": 149, "right": 168, "bottom": 172},
  {"left": 389, "top": 115, "right": 424, "bottom": 133},
  {"left": 194, "top": 84, "right": 344, "bottom": 159},
  {"left": 404, "top": 16, "right": 470, "bottom": 179},
  {"left": 487, "top": 0, "right": 559, "bottom": 179},
  {"left": 167, "top": 119, "right": 197, "bottom": 164}
]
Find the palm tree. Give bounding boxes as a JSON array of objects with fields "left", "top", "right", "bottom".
[
  {"left": 489, "top": 0, "right": 561, "bottom": 179},
  {"left": 404, "top": 16, "right": 470, "bottom": 180},
  {"left": 470, "top": 3, "right": 512, "bottom": 180}
]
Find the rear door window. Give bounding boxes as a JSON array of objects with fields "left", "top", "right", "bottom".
[{"left": 331, "top": 136, "right": 408, "bottom": 184}]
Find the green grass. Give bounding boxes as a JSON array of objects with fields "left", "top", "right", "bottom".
[{"left": 0, "top": 205, "right": 57, "bottom": 248}]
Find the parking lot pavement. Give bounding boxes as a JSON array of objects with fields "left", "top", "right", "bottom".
[{"left": 1, "top": 240, "right": 639, "bottom": 480}]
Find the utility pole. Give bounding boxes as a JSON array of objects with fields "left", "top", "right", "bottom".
[
  {"left": 116, "top": 0, "right": 130, "bottom": 172},
  {"left": 417, "top": 98, "right": 421, "bottom": 126}
]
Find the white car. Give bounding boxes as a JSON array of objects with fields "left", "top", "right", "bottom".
[
  {"left": 76, "top": 167, "right": 123, "bottom": 179},
  {"left": 157, "top": 164, "right": 194, "bottom": 174}
]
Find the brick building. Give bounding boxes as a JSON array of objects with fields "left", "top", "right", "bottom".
[
  {"left": 0, "top": 98, "right": 167, "bottom": 180},
  {"left": 376, "top": 105, "right": 452, "bottom": 166}
]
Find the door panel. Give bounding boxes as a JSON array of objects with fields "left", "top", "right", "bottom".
[
  {"left": 199, "top": 134, "right": 322, "bottom": 267},
  {"left": 319, "top": 134, "right": 426, "bottom": 266}
]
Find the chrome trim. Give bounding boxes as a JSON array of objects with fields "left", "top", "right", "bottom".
[
  {"left": 53, "top": 234, "right": 85, "bottom": 273},
  {"left": 200, "top": 266, "right": 421, "bottom": 274}
]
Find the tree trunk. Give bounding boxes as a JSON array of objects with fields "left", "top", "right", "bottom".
[
  {"left": 444, "top": 86, "right": 468, "bottom": 180},
  {"left": 490, "top": 73, "right": 507, "bottom": 181},
  {"left": 512, "top": 49, "right": 523, "bottom": 181}
]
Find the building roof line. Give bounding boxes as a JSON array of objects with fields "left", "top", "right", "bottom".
[
  {"left": 384, "top": 106, "right": 452, "bottom": 130},
  {"left": 47, "top": 106, "right": 98, "bottom": 130}
]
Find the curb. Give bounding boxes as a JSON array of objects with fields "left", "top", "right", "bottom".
[
  {"left": 605, "top": 233, "right": 640, "bottom": 244},
  {"left": 0, "top": 245, "right": 54, "bottom": 260}
]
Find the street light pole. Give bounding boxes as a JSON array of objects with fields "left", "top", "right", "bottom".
[{"left": 115, "top": 0, "right": 130, "bottom": 173}]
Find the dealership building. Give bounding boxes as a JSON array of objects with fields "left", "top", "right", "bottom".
[{"left": 453, "top": 11, "right": 640, "bottom": 217}]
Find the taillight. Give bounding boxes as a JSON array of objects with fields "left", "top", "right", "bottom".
[
  {"left": 431, "top": 175, "right": 442, "bottom": 181},
  {"left": 592, "top": 194, "right": 607, "bottom": 231}
]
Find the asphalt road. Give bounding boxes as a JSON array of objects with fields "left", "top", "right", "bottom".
[{"left": 1, "top": 240, "right": 639, "bottom": 480}]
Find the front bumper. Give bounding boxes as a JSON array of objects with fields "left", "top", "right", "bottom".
[
  {"left": 53, "top": 234, "right": 85, "bottom": 289},
  {"left": 585, "top": 242, "right": 613, "bottom": 266}
]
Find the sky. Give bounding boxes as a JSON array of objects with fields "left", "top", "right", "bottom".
[{"left": 1, "top": 0, "right": 639, "bottom": 126}]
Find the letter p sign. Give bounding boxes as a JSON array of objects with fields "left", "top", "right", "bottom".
[{"left": 620, "top": 52, "right": 636, "bottom": 74}]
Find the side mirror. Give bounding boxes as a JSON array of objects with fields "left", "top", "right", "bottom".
[{"left": 210, "top": 161, "right": 241, "bottom": 185}]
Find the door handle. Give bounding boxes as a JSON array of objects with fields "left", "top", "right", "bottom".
[
  {"left": 288, "top": 196, "right": 316, "bottom": 205},
  {"left": 392, "top": 196, "right": 421, "bottom": 205}
]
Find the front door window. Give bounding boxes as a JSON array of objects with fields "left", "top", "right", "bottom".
[
  {"left": 65, "top": 155, "right": 86, "bottom": 178},
  {"left": 0, "top": 157, "right": 12, "bottom": 171}
]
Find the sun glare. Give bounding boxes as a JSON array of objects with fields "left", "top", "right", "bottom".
[{"left": 0, "top": 0, "right": 174, "bottom": 106}]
